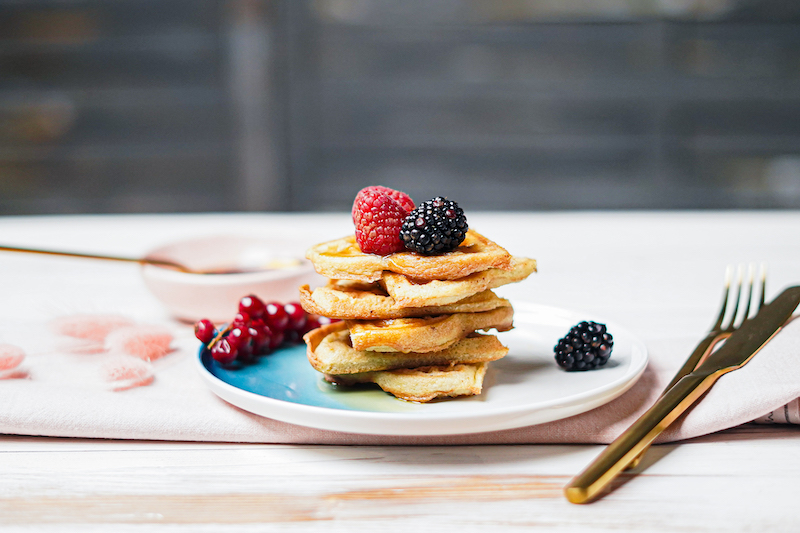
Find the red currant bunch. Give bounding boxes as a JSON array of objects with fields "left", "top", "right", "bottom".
[{"left": 194, "top": 295, "right": 337, "bottom": 365}]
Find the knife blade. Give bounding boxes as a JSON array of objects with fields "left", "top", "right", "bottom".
[{"left": 564, "top": 285, "right": 800, "bottom": 505}]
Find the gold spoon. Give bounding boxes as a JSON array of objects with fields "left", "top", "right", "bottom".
[{"left": 0, "top": 244, "right": 271, "bottom": 275}]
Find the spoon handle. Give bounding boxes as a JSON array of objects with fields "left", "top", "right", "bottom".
[{"left": 0, "top": 245, "right": 190, "bottom": 272}]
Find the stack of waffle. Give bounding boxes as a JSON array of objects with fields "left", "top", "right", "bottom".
[{"left": 300, "top": 230, "right": 536, "bottom": 402}]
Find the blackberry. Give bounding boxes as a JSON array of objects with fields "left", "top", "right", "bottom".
[
  {"left": 554, "top": 321, "right": 613, "bottom": 371},
  {"left": 400, "top": 197, "right": 468, "bottom": 255}
]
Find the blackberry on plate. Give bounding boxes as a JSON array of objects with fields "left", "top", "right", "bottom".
[
  {"left": 554, "top": 321, "right": 613, "bottom": 371},
  {"left": 400, "top": 197, "right": 468, "bottom": 255}
]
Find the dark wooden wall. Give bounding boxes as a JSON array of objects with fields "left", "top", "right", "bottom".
[{"left": 2, "top": 0, "right": 799, "bottom": 214}]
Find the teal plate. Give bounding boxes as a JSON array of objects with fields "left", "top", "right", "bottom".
[
  {"left": 200, "top": 342, "right": 420, "bottom": 413},
  {"left": 195, "top": 302, "right": 648, "bottom": 436}
]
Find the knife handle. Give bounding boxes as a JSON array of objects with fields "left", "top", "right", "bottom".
[
  {"left": 564, "top": 368, "right": 726, "bottom": 504},
  {"left": 626, "top": 332, "right": 719, "bottom": 469}
]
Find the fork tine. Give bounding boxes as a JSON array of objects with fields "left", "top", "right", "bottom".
[
  {"left": 733, "top": 263, "right": 767, "bottom": 327},
  {"left": 757, "top": 262, "right": 767, "bottom": 311},
  {"left": 711, "top": 265, "right": 734, "bottom": 330},
  {"left": 722, "top": 264, "right": 746, "bottom": 330},
  {"left": 735, "top": 264, "right": 755, "bottom": 327}
]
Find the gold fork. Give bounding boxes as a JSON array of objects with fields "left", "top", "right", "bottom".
[
  {"left": 589, "top": 263, "right": 766, "bottom": 478},
  {"left": 619, "top": 264, "right": 764, "bottom": 470},
  {"left": 624, "top": 263, "right": 766, "bottom": 470},
  {"left": 662, "top": 264, "right": 766, "bottom": 394}
]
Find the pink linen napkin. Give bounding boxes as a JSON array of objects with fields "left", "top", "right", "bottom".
[{"left": 1, "top": 315, "right": 799, "bottom": 445}]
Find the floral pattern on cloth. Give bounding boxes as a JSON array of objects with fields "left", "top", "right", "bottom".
[{"left": 1, "top": 314, "right": 174, "bottom": 392}]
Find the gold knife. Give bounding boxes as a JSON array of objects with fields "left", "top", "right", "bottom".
[{"left": 564, "top": 285, "right": 800, "bottom": 504}]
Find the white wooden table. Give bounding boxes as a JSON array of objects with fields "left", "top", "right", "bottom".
[{"left": 1, "top": 212, "right": 799, "bottom": 531}]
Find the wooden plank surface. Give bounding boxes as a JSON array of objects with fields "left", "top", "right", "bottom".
[
  {"left": 1, "top": 212, "right": 799, "bottom": 531},
  {"left": 2, "top": 425, "right": 798, "bottom": 531}
]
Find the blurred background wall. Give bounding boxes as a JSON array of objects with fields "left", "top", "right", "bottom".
[{"left": 1, "top": 0, "right": 800, "bottom": 214}]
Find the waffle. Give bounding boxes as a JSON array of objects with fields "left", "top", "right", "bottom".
[
  {"left": 304, "top": 321, "right": 508, "bottom": 375},
  {"left": 305, "top": 230, "right": 512, "bottom": 283},
  {"left": 301, "top": 210, "right": 534, "bottom": 402},
  {"left": 346, "top": 305, "right": 514, "bottom": 353},
  {"left": 381, "top": 256, "right": 537, "bottom": 307},
  {"left": 324, "top": 363, "right": 488, "bottom": 403},
  {"left": 300, "top": 282, "right": 511, "bottom": 320}
]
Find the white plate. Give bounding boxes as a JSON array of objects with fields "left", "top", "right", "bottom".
[{"left": 195, "top": 302, "right": 648, "bottom": 436}]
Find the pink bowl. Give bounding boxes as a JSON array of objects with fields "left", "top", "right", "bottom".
[{"left": 140, "top": 235, "right": 322, "bottom": 323}]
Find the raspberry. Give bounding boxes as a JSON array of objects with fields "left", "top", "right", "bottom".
[
  {"left": 352, "top": 186, "right": 415, "bottom": 219},
  {"left": 352, "top": 189, "right": 410, "bottom": 255}
]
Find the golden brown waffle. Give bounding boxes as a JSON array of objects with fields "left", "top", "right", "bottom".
[
  {"left": 299, "top": 282, "right": 511, "bottom": 320},
  {"left": 305, "top": 230, "right": 512, "bottom": 283},
  {"left": 346, "top": 306, "right": 514, "bottom": 353},
  {"left": 324, "top": 363, "right": 488, "bottom": 403},
  {"left": 304, "top": 322, "right": 508, "bottom": 375},
  {"left": 381, "top": 256, "right": 537, "bottom": 307}
]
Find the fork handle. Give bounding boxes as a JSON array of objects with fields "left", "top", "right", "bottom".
[
  {"left": 564, "top": 369, "right": 725, "bottom": 504},
  {"left": 662, "top": 333, "right": 718, "bottom": 394},
  {"left": 626, "top": 332, "right": 719, "bottom": 469}
]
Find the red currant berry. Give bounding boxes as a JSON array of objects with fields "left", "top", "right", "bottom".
[
  {"left": 232, "top": 311, "right": 251, "bottom": 326},
  {"left": 210, "top": 338, "right": 237, "bottom": 365},
  {"left": 284, "top": 329, "right": 301, "bottom": 345},
  {"left": 239, "top": 295, "right": 265, "bottom": 320},
  {"left": 268, "top": 329, "right": 284, "bottom": 350},
  {"left": 228, "top": 325, "right": 251, "bottom": 349},
  {"left": 264, "top": 302, "right": 289, "bottom": 331},
  {"left": 244, "top": 324, "right": 260, "bottom": 352},
  {"left": 301, "top": 314, "right": 327, "bottom": 334},
  {"left": 250, "top": 321, "right": 272, "bottom": 355},
  {"left": 284, "top": 302, "right": 307, "bottom": 331},
  {"left": 232, "top": 326, "right": 258, "bottom": 362},
  {"left": 318, "top": 316, "right": 339, "bottom": 326},
  {"left": 194, "top": 319, "right": 217, "bottom": 344},
  {"left": 237, "top": 341, "right": 255, "bottom": 363}
]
